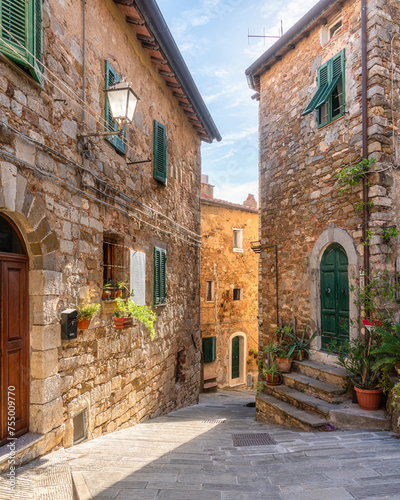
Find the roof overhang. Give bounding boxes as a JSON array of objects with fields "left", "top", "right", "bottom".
[
  {"left": 113, "top": 0, "right": 221, "bottom": 143},
  {"left": 245, "top": 0, "right": 343, "bottom": 92}
]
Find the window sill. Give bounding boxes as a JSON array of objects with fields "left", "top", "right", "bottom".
[
  {"left": 317, "top": 112, "right": 345, "bottom": 130},
  {"left": 0, "top": 52, "right": 44, "bottom": 91},
  {"left": 233, "top": 248, "right": 243, "bottom": 253}
]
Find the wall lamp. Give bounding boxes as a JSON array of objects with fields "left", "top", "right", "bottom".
[{"left": 79, "top": 81, "right": 140, "bottom": 139}]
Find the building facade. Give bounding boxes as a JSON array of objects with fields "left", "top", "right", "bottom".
[
  {"left": 246, "top": 0, "right": 400, "bottom": 364},
  {"left": 0, "top": 0, "right": 220, "bottom": 468},
  {"left": 201, "top": 176, "right": 259, "bottom": 388}
]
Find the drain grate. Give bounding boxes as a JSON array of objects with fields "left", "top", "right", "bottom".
[
  {"left": 232, "top": 433, "right": 277, "bottom": 447},
  {"left": 202, "top": 419, "right": 226, "bottom": 424}
]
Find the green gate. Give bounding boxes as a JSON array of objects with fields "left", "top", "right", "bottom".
[
  {"left": 320, "top": 244, "right": 349, "bottom": 349},
  {"left": 231, "top": 336, "right": 240, "bottom": 379}
]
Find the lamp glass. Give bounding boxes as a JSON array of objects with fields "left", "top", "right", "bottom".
[{"left": 105, "top": 82, "right": 139, "bottom": 124}]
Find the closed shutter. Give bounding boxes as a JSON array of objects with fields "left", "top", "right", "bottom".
[
  {"left": 203, "top": 337, "right": 216, "bottom": 363},
  {"left": 105, "top": 61, "right": 126, "bottom": 155},
  {"left": 153, "top": 120, "right": 167, "bottom": 184},
  {"left": 130, "top": 250, "right": 146, "bottom": 306},
  {"left": 154, "top": 247, "right": 167, "bottom": 305}
]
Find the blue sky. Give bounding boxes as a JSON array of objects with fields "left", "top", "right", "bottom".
[{"left": 157, "top": 0, "right": 320, "bottom": 204}]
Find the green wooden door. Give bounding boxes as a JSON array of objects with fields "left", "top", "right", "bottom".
[
  {"left": 232, "top": 336, "right": 240, "bottom": 379},
  {"left": 321, "top": 244, "right": 349, "bottom": 349}
]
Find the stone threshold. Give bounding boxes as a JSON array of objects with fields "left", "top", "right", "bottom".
[{"left": 0, "top": 433, "right": 45, "bottom": 470}]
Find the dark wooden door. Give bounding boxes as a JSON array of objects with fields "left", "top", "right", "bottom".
[
  {"left": 320, "top": 244, "right": 349, "bottom": 349},
  {"left": 0, "top": 255, "right": 29, "bottom": 446},
  {"left": 231, "top": 336, "right": 240, "bottom": 379}
]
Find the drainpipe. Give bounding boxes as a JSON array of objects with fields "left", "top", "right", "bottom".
[
  {"left": 361, "top": 0, "right": 370, "bottom": 287},
  {"left": 82, "top": 0, "right": 87, "bottom": 133}
]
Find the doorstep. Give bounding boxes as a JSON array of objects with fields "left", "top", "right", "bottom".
[{"left": 0, "top": 433, "right": 45, "bottom": 472}]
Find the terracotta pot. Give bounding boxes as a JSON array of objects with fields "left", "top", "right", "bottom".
[
  {"left": 123, "top": 317, "right": 133, "bottom": 327},
  {"left": 102, "top": 292, "right": 111, "bottom": 300},
  {"left": 354, "top": 386, "right": 382, "bottom": 411},
  {"left": 77, "top": 318, "right": 90, "bottom": 330},
  {"left": 266, "top": 373, "right": 281, "bottom": 386},
  {"left": 275, "top": 357, "right": 293, "bottom": 373},
  {"left": 294, "top": 350, "right": 306, "bottom": 361},
  {"left": 116, "top": 290, "right": 122, "bottom": 298},
  {"left": 114, "top": 317, "right": 125, "bottom": 329},
  {"left": 110, "top": 290, "right": 117, "bottom": 299}
]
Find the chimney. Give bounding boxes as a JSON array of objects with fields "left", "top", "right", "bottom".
[
  {"left": 201, "top": 174, "right": 214, "bottom": 199},
  {"left": 243, "top": 194, "right": 257, "bottom": 209}
]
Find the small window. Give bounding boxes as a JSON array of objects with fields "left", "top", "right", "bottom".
[
  {"left": 0, "top": 0, "right": 43, "bottom": 83},
  {"left": 105, "top": 61, "right": 126, "bottom": 155},
  {"left": 73, "top": 409, "right": 87, "bottom": 445},
  {"left": 203, "top": 337, "right": 216, "bottom": 363},
  {"left": 103, "top": 234, "right": 127, "bottom": 296},
  {"left": 206, "top": 281, "right": 215, "bottom": 302},
  {"left": 154, "top": 247, "right": 167, "bottom": 305},
  {"left": 233, "top": 229, "right": 243, "bottom": 252},
  {"left": 320, "top": 16, "right": 342, "bottom": 45},
  {"left": 302, "top": 49, "right": 345, "bottom": 127},
  {"left": 154, "top": 120, "right": 167, "bottom": 184},
  {"left": 233, "top": 288, "right": 242, "bottom": 301},
  {"left": 329, "top": 19, "right": 342, "bottom": 39}
]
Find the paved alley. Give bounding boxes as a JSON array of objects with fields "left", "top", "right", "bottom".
[{"left": 64, "top": 389, "right": 400, "bottom": 500}]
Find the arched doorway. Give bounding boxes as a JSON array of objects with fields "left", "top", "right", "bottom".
[
  {"left": 320, "top": 243, "right": 349, "bottom": 349},
  {"left": 0, "top": 213, "right": 29, "bottom": 446},
  {"left": 229, "top": 333, "right": 247, "bottom": 386}
]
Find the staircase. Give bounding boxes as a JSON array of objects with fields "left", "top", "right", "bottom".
[
  {"left": 203, "top": 373, "right": 218, "bottom": 392},
  {"left": 257, "top": 359, "right": 391, "bottom": 431}
]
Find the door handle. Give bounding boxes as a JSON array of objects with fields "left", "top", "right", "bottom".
[
  {"left": 325, "top": 288, "right": 331, "bottom": 294},
  {"left": 341, "top": 289, "right": 346, "bottom": 295}
]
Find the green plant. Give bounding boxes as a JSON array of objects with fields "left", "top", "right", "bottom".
[
  {"left": 263, "top": 360, "right": 279, "bottom": 376},
  {"left": 371, "top": 323, "right": 400, "bottom": 373},
  {"left": 327, "top": 332, "right": 382, "bottom": 389},
  {"left": 77, "top": 300, "right": 101, "bottom": 320},
  {"left": 362, "top": 229, "right": 373, "bottom": 247},
  {"left": 355, "top": 200, "right": 375, "bottom": 212},
  {"left": 282, "top": 322, "right": 317, "bottom": 360},
  {"left": 249, "top": 348, "right": 258, "bottom": 358},
  {"left": 381, "top": 226, "right": 400, "bottom": 243},
  {"left": 336, "top": 158, "right": 376, "bottom": 195},
  {"left": 127, "top": 299, "right": 156, "bottom": 340}
]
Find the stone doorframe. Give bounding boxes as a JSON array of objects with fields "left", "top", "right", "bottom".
[
  {"left": 228, "top": 332, "right": 247, "bottom": 387},
  {"left": 309, "top": 224, "right": 360, "bottom": 350}
]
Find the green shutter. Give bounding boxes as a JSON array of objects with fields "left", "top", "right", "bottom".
[
  {"left": 302, "top": 61, "right": 328, "bottom": 116},
  {"left": 105, "top": 61, "right": 126, "bottom": 155},
  {"left": 0, "top": 0, "right": 42, "bottom": 83},
  {"left": 154, "top": 247, "right": 167, "bottom": 305},
  {"left": 315, "top": 74, "right": 341, "bottom": 109},
  {"left": 203, "top": 337, "right": 216, "bottom": 363},
  {"left": 153, "top": 120, "right": 167, "bottom": 184}
]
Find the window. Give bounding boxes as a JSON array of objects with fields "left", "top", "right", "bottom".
[
  {"left": 103, "top": 234, "right": 126, "bottom": 291},
  {"left": 73, "top": 409, "right": 87, "bottom": 445},
  {"left": 329, "top": 19, "right": 342, "bottom": 39},
  {"left": 233, "top": 229, "right": 243, "bottom": 252},
  {"left": 154, "top": 120, "right": 167, "bottom": 184},
  {"left": 233, "top": 288, "right": 243, "bottom": 301},
  {"left": 202, "top": 337, "right": 216, "bottom": 363},
  {"left": 105, "top": 61, "right": 126, "bottom": 155},
  {"left": 154, "top": 247, "right": 167, "bottom": 305},
  {"left": 302, "top": 50, "right": 345, "bottom": 127},
  {"left": 206, "top": 281, "right": 214, "bottom": 302},
  {"left": 320, "top": 16, "right": 343, "bottom": 45},
  {"left": 130, "top": 250, "right": 146, "bottom": 305},
  {"left": 0, "top": 0, "right": 43, "bottom": 83}
]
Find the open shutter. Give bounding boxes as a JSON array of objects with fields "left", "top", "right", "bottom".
[
  {"left": 30, "top": 0, "right": 43, "bottom": 83},
  {"left": 302, "top": 63, "right": 328, "bottom": 116},
  {"left": 0, "top": 0, "right": 29, "bottom": 65},
  {"left": 105, "top": 61, "right": 126, "bottom": 155},
  {"left": 154, "top": 247, "right": 167, "bottom": 305},
  {"left": 130, "top": 250, "right": 146, "bottom": 306},
  {"left": 203, "top": 337, "right": 216, "bottom": 363},
  {"left": 153, "top": 121, "right": 167, "bottom": 184}
]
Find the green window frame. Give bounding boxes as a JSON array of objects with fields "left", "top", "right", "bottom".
[
  {"left": 202, "top": 337, "right": 216, "bottom": 363},
  {"left": 0, "top": 0, "right": 43, "bottom": 83},
  {"left": 153, "top": 120, "right": 167, "bottom": 184},
  {"left": 302, "top": 49, "right": 345, "bottom": 127},
  {"left": 154, "top": 247, "right": 167, "bottom": 305},
  {"left": 105, "top": 61, "right": 126, "bottom": 155}
]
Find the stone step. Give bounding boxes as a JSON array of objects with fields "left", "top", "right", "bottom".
[
  {"left": 0, "top": 433, "right": 45, "bottom": 473},
  {"left": 292, "top": 359, "right": 348, "bottom": 388},
  {"left": 329, "top": 404, "right": 391, "bottom": 431},
  {"left": 204, "top": 374, "right": 217, "bottom": 382},
  {"left": 282, "top": 371, "right": 348, "bottom": 403},
  {"left": 264, "top": 383, "right": 335, "bottom": 419},
  {"left": 203, "top": 382, "right": 218, "bottom": 390},
  {"left": 256, "top": 393, "right": 329, "bottom": 432}
]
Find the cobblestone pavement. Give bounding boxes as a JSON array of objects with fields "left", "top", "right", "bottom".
[{"left": 64, "top": 389, "right": 400, "bottom": 500}]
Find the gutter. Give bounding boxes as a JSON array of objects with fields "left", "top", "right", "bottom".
[{"left": 134, "top": 0, "right": 221, "bottom": 142}]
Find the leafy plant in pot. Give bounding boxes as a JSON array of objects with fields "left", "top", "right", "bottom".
[
  {"left": 76, "top": 300, "right": 101, "bottom": 330},
  {"left": 327, "top": 331, "right": 382, "bottom": 411},
  {"left": 284, "top": 322, "right": 317, "bottom": 361},
  {"left": 371, "top": 322, "right": 400, "bottom": 376},
  {"left": 114, "top": 297, "right": 134, "bottom": 328},
  {"left": 263, "top": 360, "right": 282, "bottom": 386}
]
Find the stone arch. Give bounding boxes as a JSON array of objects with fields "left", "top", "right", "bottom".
[
  {"left": 0, "top": 162, "right": 63, "bottom": 445},
  {"left": 228, "top": 332, "right": 247, "bottom": 387},
  {"left": 309, "top": 224, "right": 360, "bottom": 351}
]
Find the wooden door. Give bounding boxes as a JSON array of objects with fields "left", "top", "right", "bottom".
[
  {"left": 320, "top": 244, "right": 349, "bottom": 350},
  {"left": 0, "top": 255, "right": 29, "bottom": 447},
  {"left": 231, "top": 336, "right": 240, "bottom": 379}
]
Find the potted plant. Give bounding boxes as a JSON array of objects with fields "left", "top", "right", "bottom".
[
  {"left": 372, "top": 322, "right": 400, "bottom": 375},
  {"left": 263, "top": 361, "right": 282, "bottom": 386},
  {"left": 284, "top": 322, "right": 317, "bottom": 361},
  {"left": 275, "top": 344, "right": 294, "bottom": 373},
  {"left": 76, "top": 300, "right": 101, "bottom": 330},
  {"left": 327, "top": 332, "right": 382, "bottom": 411},
  {"left": 114, "top": 297, "right": 134, "bottom": 329},
  {"left": 102, "top": 281, "right": 112, "bottom": 300}
]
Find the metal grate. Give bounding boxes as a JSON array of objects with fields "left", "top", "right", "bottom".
[
  {"left": 232, "top": 433, "right": 277, "bottom": 447},
  {"left": 202, "top": 419, "right": 226, "bottom": 424}
]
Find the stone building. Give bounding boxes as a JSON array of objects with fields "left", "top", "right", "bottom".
[
  {"left": 246, "top": 0, "right": 400, "bottom": 430},
  {"left": 0, "top": 0, "right": 220, "bottom": 468},
  {"left": 200, "top": 176, "right": 259, "bottom": 388}
]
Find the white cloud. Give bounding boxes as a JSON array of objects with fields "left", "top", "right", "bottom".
[{"left": 212, "top": 180, "right": 259, "bottom": 205}]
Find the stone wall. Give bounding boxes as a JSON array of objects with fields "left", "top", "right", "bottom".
[
  {"left": 0, "top": 0, "right": 204, "bottom": 462},
  {"left": 201, "top": 197, "right": 259, "bottom": 387}
]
